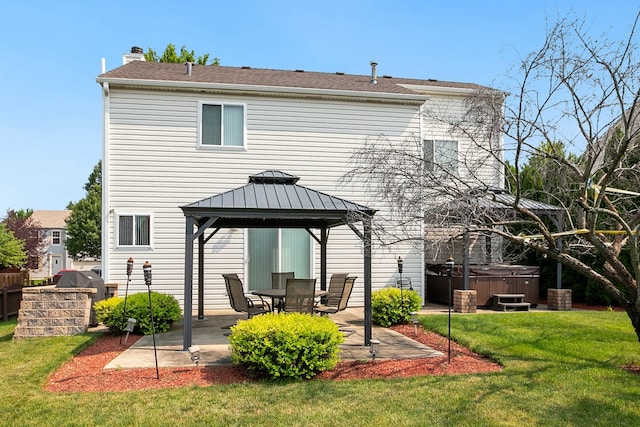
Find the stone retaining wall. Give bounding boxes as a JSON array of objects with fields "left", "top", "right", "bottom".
[{"left": 13, "top": 286, "right": 96, "bottom": 339}]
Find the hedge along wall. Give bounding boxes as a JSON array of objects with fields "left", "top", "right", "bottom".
[{"left": 13, "top": 286, "right": 96, "bottom": 339}]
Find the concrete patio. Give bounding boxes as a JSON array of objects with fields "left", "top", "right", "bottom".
[{"left": 104, "top": 307, "right": 445, "bottom": 370}]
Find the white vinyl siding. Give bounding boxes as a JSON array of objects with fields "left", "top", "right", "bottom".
[{"left": 103, "top": 87, "right": 499, "bottom": 309}]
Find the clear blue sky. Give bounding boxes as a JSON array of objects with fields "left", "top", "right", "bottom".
[{"left": 0, "top": 0, "right": 634, "bottom": 215}]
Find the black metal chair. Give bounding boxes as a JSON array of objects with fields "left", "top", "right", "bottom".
[
  {"left": 321, "top": 273, "right": 349, "bottom": 306},
  {"left": 271, "top": 272, "right": 294, "bottom": 312},
  {"left": 315, "top": 276, "right": 356, "bottom": 316},
  {"left": 283, "top": 278, "right": 316, "bottom": 313},
  {"left": 222, "top": 274, "right": 270, "bottom": 318}
]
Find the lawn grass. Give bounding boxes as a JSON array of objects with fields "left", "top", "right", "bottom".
[{"left": 1, "top": 311, "right": 640, "bottom": 426}]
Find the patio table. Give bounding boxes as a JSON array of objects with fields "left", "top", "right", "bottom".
[{"left": 251, "top": 288, "right": 328, "bottom": 312}]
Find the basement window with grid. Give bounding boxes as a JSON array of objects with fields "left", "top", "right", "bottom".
[
  {"left": 117, "top": 214, "right": 151, "bottom": 247},
  {"left": 198, "top": 102, "right": 245, "bottom": 147},
  {"left": 424, "top": 139, "right": 459, "bottom": 175}
]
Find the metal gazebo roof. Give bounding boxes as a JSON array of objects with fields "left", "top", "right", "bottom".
[
  {"left": 181, "top": 170, "right": 376, "bottom": 228},
  {"left": 179, "top": 171, "right": 377, "bottom": 350}
]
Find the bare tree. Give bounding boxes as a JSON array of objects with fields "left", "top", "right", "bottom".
[{"left": 345, "top": 12, "right": 640, "bottom": 341}]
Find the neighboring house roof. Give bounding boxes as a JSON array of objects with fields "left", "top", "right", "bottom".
[
  {"left": 97, "top": 61, "right": 493, "bottom": 101},
  {"left": 30, "top": 210, "right": 70, "bottom": 229}
]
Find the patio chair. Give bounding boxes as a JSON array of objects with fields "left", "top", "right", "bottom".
[
  {"left": 222, "top": 274, "right": 271, "bottom": 318},
  {"left": 321, "top": 273, "right": 349, "bottom": 306},
  {"left": 271, "top": 272, "right": 294, "bottom": 312},
  {"left": 315, "top": 276, "right": 356, "bottom": 316},
  {"left": 283, "top": 278, "right": 317, "bottom": 313}
]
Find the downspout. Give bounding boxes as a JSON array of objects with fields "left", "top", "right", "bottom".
[
  {"left": 419, "top": 105, "right": 426, "bottom": 305},
  {"left": 101, "top": 79, "right": 110, "bottom": 283}
]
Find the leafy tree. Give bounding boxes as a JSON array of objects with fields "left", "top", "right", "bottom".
[
  {"left": 0, "top": 224, "right": 27, "bottom": 269},
  {"left": 65, "top": 162, "right": 101, "bottom": 259},
  {"left": 2, "top": 209, "right": 46, "bottom": 270},
  {"left": 345, "top": 11, "right": 640, "bottom": 341},
  {"left": 144, "top": 43, "right": 220, "bottom": 65}
]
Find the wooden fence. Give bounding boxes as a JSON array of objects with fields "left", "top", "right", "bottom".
[{"left": 0, "top": 272, "right": 29, "bottom": 321}]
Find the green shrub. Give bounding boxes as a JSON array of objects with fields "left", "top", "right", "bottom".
[
  {"left": 94, "top": 292, "right": 182, "bottom": 334},
  {"left": 371, "top": 287, "right": 421, "bottom": 327},
  {"left": 94, "top": 297, "right": 123, "bottom": 324},
  {"left": 229, "top": 313, "right": 344, "bottom": 380}
]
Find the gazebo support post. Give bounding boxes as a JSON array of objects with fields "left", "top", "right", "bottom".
[
  {"left": 183, "top": 215, "right": 195, "bottom": 351},
  {"left": 198, "top": 233, "right": 204, "bottom": 319},
  {"left": 320, "top": 227, "right": 328, "bottom": 291},
  {"left": 364, "top": 216, "right": 373, "bottom": 346}
]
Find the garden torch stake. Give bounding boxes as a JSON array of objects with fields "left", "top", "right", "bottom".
[
  {"left": 446, "top": 257, "right": 454, "bottom": 364},
  {"left": 143, "top": 261, "right": 160, "bottom": 379},
  {"left": 397, "top": 256, "right": 404, "bottom": 320},
  {"left": 120, "top": 257, "right": 134, "bottom": 345}
]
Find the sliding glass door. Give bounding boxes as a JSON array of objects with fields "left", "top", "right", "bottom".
[{"left": 248, "top": 228, "right": 311, "bottom": 290}]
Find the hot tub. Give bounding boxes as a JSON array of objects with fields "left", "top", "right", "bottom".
[{"left": 426, "top": 264, "right": 539, "bottom": 307}]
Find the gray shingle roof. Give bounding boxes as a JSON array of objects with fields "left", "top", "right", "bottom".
[{"left": 97, "top": 61, "right": 490, "bottom": 98}]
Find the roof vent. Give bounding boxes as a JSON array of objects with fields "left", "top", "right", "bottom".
[
  {"left": 123, "top": 46, "right": 145, "bottom": 65},
  {"left": 186, "top": 62, "right": 193, "bottom": 76},
  {"left": 370, "top": 61, "right": 378, "bottom": 84}
]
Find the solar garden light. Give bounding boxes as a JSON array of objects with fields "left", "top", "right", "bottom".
[
  {"left": 143, "top": 261, "right": 160, "bottom": 379},
  {"left": 188, "top": 345, "right": 201, "bottom": 367},
  {"left": 120, "top": 257, "right": 135, "bottom": 345},
  {"left": 369, "top": 339, "right": 380, "bottom": 362},
  {"left": 123, "top": 317, "right": 137, "bottom": 345},
  {"left": 410, "top": 311, "right": 419, "bottom": 336},
  {"left": 446, "top": 257, "right": 455, "bottom": 364},
  {"left": 397, "top": 256, "right": 404, "bottom": 320}
]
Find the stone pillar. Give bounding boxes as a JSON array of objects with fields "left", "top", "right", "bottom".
[
  {"left": 453, "top": 290, "right": 477, "bottom": 313},
  {"left": 104, "top": 283, "right": 119, "bottom": 298},
  {"left": 547, "top": 288, "right": 572, "bottom": 311},
  {"left": 13, "top": 286, "right": 97, "bottom": 339}
]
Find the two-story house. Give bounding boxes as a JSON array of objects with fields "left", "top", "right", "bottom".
[
  {"left": 29, "top": 210, "right": 72, "bottom": 278},
  {"left": 96, "top": 48, "right": 503, "bottom": 311}
]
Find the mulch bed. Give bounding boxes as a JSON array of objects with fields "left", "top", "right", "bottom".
[{"left": 44, "top": 324, "right": 501, "bottom": 392}]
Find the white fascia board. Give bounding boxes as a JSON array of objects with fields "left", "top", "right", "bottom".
[
  {"left": 95, "top": 77, "right": 429, "bottom": 104},
  {"left": 399, "top": 83, "right": 506, "bottom": 98}
]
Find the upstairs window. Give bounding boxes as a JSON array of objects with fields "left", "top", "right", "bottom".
[
  {"left": 199, "top": 102, "right": 245, "bottom": 147},
  {"left": 52, "top": 230, "right": 61, "bottom": 245},
  {"left": 424, "top": 139, "right": 458, "bottom": 175},
  {"left": 118, "top": 214, "right": 151, "bottom": 247}
]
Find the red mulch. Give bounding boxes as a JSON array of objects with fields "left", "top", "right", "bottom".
[{"left": 44, "top": 324, "right": 501, "bottom": 392}]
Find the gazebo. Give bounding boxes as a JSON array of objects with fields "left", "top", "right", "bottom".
[{"left": 180, "top": 170, "right": 377, "bottom": 350}]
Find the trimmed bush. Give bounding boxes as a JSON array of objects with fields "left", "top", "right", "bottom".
[
  {"left": 94, "top": 297, "right": 122, "bottom": 325},
  {"left": 94, "top": 292, "right": 182, "bottom": 334},
  {"left": 372, "top": 287, "right": 421, "bottom": 327},
  {"left": 229, "top": 313, "right": 344, "bottom": 380}
]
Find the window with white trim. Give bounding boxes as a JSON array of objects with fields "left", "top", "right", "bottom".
[
  {"left": 118, "top": 214, "right": 151, "bottom": 246},
  {"left": 424, "top": 139, "right": 458, "bottom": 175},
  {"left": 199, "top": 102, "right": 245, "bottom": 147},
  {"left": 52, "top": 230, "right": 61, "bottom": 245}
]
